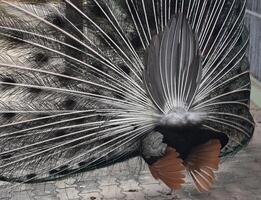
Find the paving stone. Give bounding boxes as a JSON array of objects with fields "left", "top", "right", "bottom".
[
  {"left": 99, "top": 185, "right": 125, "bottom": 199},
  {"left": 253, "top": 109, "right": 261, "bottom": 123},
  {"left": 56, "top": 187, "right": 79, "bottom": 200},
  {"left": 141, "top": 183, "right": 165, "bottom": 197},
  {"left": 55, "top": 180, "right": 74, "bottom": 189},
  {"left": 31, "top": 183, "right": 56, "bottom": 196},
  {"left": 120, "top": 179, "right": 141, "bottom": 191},
  {"left": 64, "top": 178, "right": 77, "bottom": 186},
  {"left": 77, "top": 180, "right": 100, "bottom": 193},
  {"left": 0, "top": 190, "right": 12, "bottom": 199},
  {"left": 11, "top": 184, "right": 34, "bottom": 192},
  {"left": 116, "top": 173, "right": 140, "bottom": 182},
  {"left": 33, "top": 195, "right": 59, "bottom": 200},
  {"left": 97, "top": 177, "right": 118, "bottom": 187},
  {"left": 79, "top": 192, "right": 103, "bottom": 200},
  {"left": 137, "top": 173, "right": 160, "bottom": 185},
  {"left": 123, "top": 190, "right": 145, "bottom": 200},
  {"left": 11, "top": 191, "right": 35, "bottom": 200},
  {"left": 119, "top": 179, "right": 144, "bottom": 200},
  {"left": 145, "top": 192, "right": 183, "bottom": 200}
]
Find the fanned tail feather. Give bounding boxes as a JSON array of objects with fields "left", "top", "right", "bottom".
[
  {"left": 149, "top": 147, "right": 185, "bottom": 190},
  {"left": 0, "top": 0, "right": 254, "bottom": 188},
  {"left": 149, "top": 139, "right": 221, "bottom": 192},
  {"left": 185, "top": 139, "right": 221, "bottom": 192}
]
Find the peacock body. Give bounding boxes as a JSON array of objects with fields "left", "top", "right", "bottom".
[{"left": 0, "top": 0, "right": 255, "bottom": 192}]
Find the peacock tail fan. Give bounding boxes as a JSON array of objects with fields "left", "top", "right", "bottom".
[{"left": 0, "top": 0, "right": 254, "bottom": 191}]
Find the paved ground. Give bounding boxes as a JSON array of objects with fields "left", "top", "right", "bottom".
[{"left": 0, "top": 103, "right": 260, "bottom": 200}]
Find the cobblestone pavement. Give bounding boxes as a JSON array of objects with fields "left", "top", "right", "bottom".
[{"left": 0, "top": 104, "right": 260, "bottom": 200}]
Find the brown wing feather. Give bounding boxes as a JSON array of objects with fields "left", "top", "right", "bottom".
[
  {"left": 149, "top": 147, "right": 186, "bottom": 190},
  {"left": 185, "top": 139, "right": 221, "bottom": 192}
]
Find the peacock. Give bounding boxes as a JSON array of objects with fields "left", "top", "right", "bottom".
[{"left": 0, "top": 0, "right": 255, "bottom": 193}]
